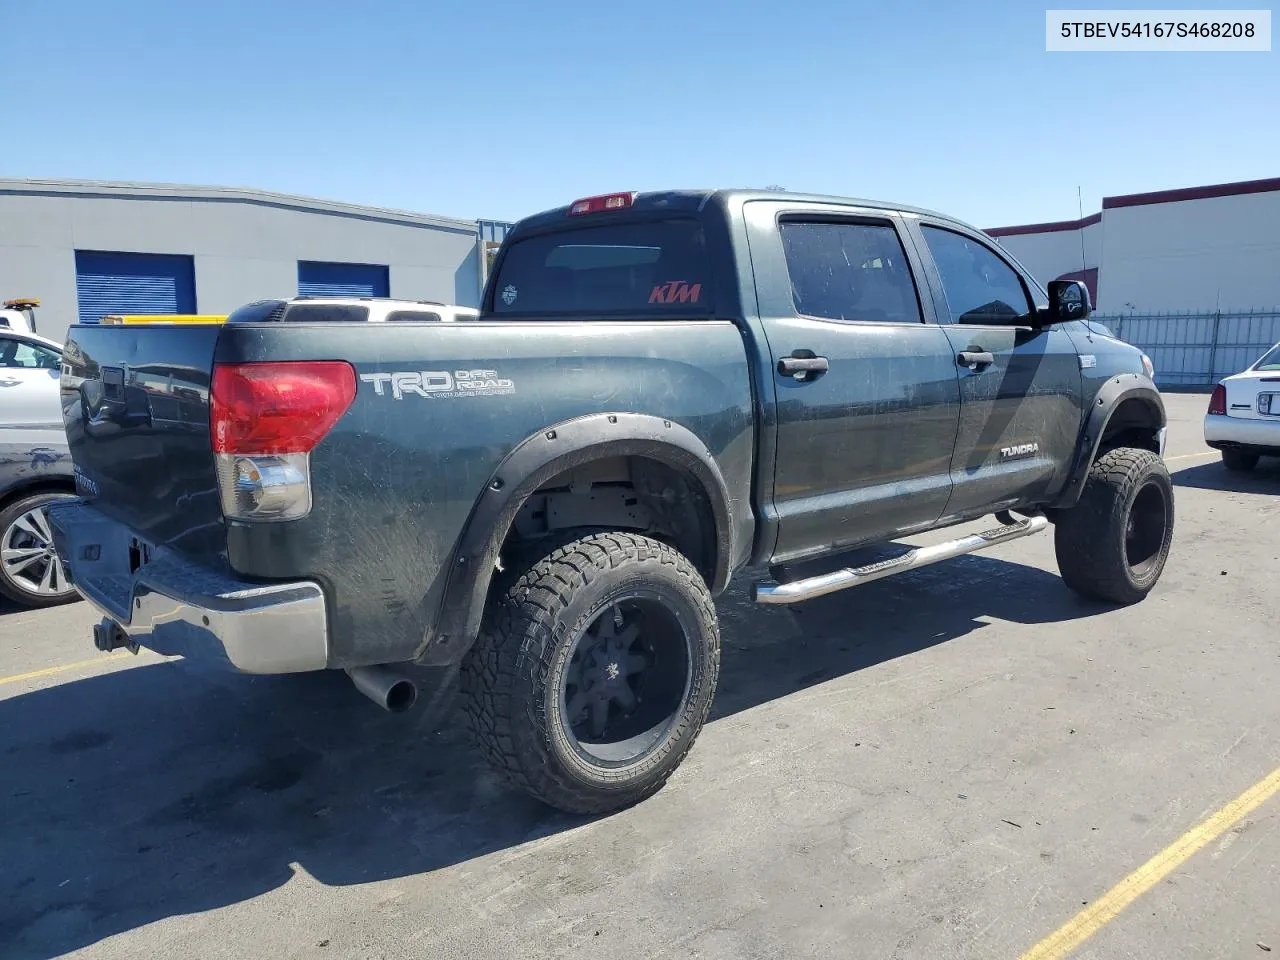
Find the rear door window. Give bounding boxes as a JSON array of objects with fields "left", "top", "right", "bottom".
[
  {"left": 779, "top": 221, "right": 922, "bottom": 323},
  {"left": 491, "top": 220, "right": 712, "bottom": 316}
]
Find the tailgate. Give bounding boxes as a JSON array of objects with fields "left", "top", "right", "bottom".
[{"left": 61, "top": 323, "right": 226, "bottom": 561}]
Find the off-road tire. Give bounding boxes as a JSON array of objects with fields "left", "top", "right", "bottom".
[
  {"left": 461, "top": 532, "right": 720, "bottom": 814},
  {"left": 1221, "top": 449, "right": 1259, "bottom": 472},
  {"left": 1054, "top": 447, "right": 1174, "bottom": 605}
]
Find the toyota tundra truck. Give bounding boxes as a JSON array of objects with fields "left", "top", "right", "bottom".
[{"left": 50, "top": 189, "right": 1174, "bottom": 814}]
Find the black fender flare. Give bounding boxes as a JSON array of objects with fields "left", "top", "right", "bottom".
[
  {"left": 1056, "top": 373, "right": 1166, "bottom": 509},
  {"left": 420, "top": 412, "right": 736, "bottom": 665}
]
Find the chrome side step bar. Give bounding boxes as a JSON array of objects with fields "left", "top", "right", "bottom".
[{"left": 753, "top": 514, "right": 1049, "bottom": 605}]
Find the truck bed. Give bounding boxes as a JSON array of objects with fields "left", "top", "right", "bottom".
[{"left": 59, "top": 319, "right": 755, "bottom": 667}]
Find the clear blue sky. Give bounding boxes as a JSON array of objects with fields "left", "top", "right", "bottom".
[{"left": 6, "top": 0, "right": 1276, "bottom": 228}]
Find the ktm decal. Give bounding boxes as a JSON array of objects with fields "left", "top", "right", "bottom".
[{"left": 648, "top": 281, "right": 701, "bottom": 305}]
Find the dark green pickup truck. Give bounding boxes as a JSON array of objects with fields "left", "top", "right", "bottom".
[{"left": 50, "top": 189, "right": 1174, "bottom": 814}]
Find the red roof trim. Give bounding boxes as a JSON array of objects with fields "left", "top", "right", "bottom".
[
  {"left": 985, "top": 212, "right": 1101, "bottom": 237},
  {"left": 1103, "top": 175, "right": 1280, "bottom": 209},
  {"left": 986, "top": 175, "right": 1280, "bottom": 237}
]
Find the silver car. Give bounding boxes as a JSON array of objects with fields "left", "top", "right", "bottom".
[{"left": 0, "top": 328, "right": 78, "bottom": 607}]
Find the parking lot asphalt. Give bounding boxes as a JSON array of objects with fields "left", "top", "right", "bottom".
[{"left": 2, "top": 392, "right": 1277, "bottom": 960}]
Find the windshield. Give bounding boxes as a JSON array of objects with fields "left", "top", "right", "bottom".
[
  {"left": 490, "top": 220, "right": 713, "bottom": 317},
  {"left": 1254, "top": 343, "right": 1280, "bottom": 371}
]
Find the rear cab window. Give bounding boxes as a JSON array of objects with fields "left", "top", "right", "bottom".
[
  {"left": 386, "top": 310, "right": 443, "bottom": 322},
  {"left": 283, "top": 304, "right": 370, "bottom": 323},
  {"left": 490, "top": 220, "right": 713, "bottom": 317},
  {"left": 227, "top": 302, "right": 371, "bottom": 323}
]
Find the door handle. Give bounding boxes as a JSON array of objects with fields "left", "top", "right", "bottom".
[
  {"left": 957, "top": 351, "right": 995, "bottom": 369},
  {"left": 778, "top": 355, "right": 830, "bottom": 381}
]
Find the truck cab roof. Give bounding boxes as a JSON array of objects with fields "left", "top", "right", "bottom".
[{"left": 510, "top": 189, "right": 963, "bottom": 235}]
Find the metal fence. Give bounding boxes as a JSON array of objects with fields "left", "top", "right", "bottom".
[{"left": 1092, "top": 308, "right": 1280, "bottom": 387}]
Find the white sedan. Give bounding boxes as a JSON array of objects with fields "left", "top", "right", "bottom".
[
  {"left": 1204, "top": 340, "right": 1280, "bottom": 471},
  {"left": 0, "top": 328, "right": 64, "bottom": 426}
]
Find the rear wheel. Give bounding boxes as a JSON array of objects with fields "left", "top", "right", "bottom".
[
  {"left": 462, "top": 532, "right": 719, "bottom": 814},
  {"left": 1054, "top": 448, "right": 1174, "bottom": 605},
  {"left": 0, "top": 491, "right": 79, "bottom": 608},
  {"left": 1221, "top": 449, "right": 1259, "bottom": 472}
]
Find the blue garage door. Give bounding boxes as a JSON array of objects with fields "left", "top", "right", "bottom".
[
  {"left": 75, "top": 251, "right": 196, "bottom": 324},
  {"left": 297, "top": 261, "right": 390, "bottom": 298}
]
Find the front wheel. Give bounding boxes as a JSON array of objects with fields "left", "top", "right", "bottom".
[
  {"left": 0, "top": 491, "right": 80, "bottom": 608},
  {"left": 462, "top": 532, "right": 720, "bottom": 814},
  {"left": 1054, "top": 448, "right": 1174, "bottom": 605}
]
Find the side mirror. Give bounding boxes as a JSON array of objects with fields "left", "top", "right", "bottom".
[{"left": 1046, "top": 279, "right": 1092, "bottom": 324}]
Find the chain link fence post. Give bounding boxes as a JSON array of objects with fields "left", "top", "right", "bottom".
[{"left": 1206, "top": 310, "right": 1222, "bottom": 384}]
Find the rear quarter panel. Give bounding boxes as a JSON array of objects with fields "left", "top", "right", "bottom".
[
  {"left": 0, "top": 426, "right": 74, "bottom": 500},
  {"left": 215, "top": 320, "right": 755, "bottom": 667}
]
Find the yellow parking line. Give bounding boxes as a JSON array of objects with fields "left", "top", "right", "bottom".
[
  {"left": 1019, "top": 766, "right": 1280, "bottom": 960},
  {"left": 1164, "top": 451, "right": 1216, "bottom": 463},
  {"left": 0, "top": 652, "right": 128, "bottom": 686}
]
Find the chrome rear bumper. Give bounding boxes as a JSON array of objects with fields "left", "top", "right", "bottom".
[
  {"left": 1203, "top": 414, "right": 1280, "bottom": 452},
  {"left": 48, "top": 500, "right": 329, "bottom": 674}
]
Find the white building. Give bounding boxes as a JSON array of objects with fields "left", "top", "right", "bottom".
[
  {"left": 0, "top": 178, "right": 512, "bottom": 343},
  {"left": 987, "top": 176, "right": 1280, "bottom": 314}
]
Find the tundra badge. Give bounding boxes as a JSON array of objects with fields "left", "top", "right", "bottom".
[
  {"left": 1000, "top": 442, "right": 1040, "bottom": 460},
  {"left": 74, "top": 466, "right": 100, "bottom": 497}
]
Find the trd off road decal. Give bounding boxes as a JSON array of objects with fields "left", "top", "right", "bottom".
[
  {"left": 360, "top": 369, "right": 516, "bottom": 400},
  {"left": 648, "top": 280, "right": 701, "bottom": 305}
]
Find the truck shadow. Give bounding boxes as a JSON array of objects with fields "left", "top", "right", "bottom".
[
  {"left": 0, "top": 553, "right": 1105, "bottom": 958},
  {"left": 710, "top": 549, "right": 1096, "bottom": 718},
  {"left": 1171, "top": 458, "right": 1280, "bottom": 491}
]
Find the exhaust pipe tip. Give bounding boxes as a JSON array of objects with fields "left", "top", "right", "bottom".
[
  {"left": 346, "top": 665, "right": 418, "bottom": 713},
  {"left": 383, "top": 678, "right": 417, "bottom": 713}
]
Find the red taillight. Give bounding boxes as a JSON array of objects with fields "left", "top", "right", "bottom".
[
  {"left": 211, "top": 361, "right": 357, "bottom": 454},
  {"left": 1207, "top": 384, "right": 1227, "bottom": 416},
  {"left": 568, "top": 192, "right": 635, "bottom": 216}
]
